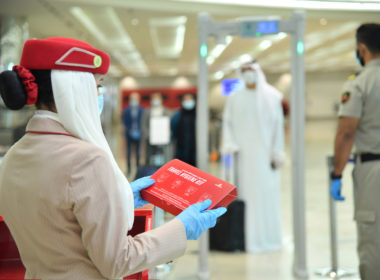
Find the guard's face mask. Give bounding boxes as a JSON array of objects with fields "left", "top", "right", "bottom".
[
  {"left": 242, "top": 70, "right": 257, "bottom": 85},
  {"left": 356, "top": 49, "right": 365, "bottom": 67}
]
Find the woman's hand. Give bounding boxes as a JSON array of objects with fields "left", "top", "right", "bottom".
[
  {"left": 130, "top": 176, "right": 155, "bottom": 208},
  {"left": 176, "top": 199, "right": 227, "bottom": 240}
]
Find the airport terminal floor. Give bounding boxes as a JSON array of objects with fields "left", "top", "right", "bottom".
[{"left": 114, "top": 120, "right": 359, "bottom": 280}]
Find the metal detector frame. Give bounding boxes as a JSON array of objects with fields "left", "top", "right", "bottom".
[{"left": 197, "top": 10, "right": 307, "bottom": 279}]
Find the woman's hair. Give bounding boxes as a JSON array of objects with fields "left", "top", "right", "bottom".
[{"left": 0, "top": 69, "right": 55, "bottom": 110}]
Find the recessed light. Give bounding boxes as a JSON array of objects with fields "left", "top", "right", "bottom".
[
  {"left": 132, "top": 18, "right": 139, "bottom": 26},
  {"left": 320, "top": 18, "right": 327, "bottom": 26}
]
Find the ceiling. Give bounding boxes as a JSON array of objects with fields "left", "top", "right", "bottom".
[{"left": 1, "top": 0, "right": 380, "bottom": 80}]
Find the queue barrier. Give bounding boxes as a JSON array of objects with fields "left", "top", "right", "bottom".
[{"left": 315, "top": 156, "right": 356, "bottom": 279}]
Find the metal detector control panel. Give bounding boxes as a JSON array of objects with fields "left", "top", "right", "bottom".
[{"left": 241, "top": 20, "right": 279, "bottom": 37}]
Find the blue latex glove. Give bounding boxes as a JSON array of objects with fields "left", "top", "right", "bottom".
[
  {"left": 130, "top": 176, "right": 155, "bottom": 208},
  {"left": 176, "top": 199, "right": 227, "bottom": 240},
  {"left": 330, "top": 178, "right": 345, "bottom": 201}
]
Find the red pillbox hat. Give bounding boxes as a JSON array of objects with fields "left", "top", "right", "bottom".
[{"left": 20, "top": 37, "right": 110, "bottom": 74}]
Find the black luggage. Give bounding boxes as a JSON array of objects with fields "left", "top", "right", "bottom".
[{"left": 209, "top": 199, "right": 245, "bottom": 252}]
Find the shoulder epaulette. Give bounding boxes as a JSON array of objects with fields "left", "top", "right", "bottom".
[{"left": 347, "top": 72, "right": 361, "bottom": 81}]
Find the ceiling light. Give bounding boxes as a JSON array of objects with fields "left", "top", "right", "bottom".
[
  {"left": 239, "top": 54, "right": 252, "bottom": 64},
  {"left": 214, "top": 71, "right": 224, "bottom": 80},
  {"left": 305, "top": 22, "right": 359, "bottom": 51},
  {"left": 259, "top": 40, "right": 272, "bottom": 50},
  {"left": 71, "top": 7, "right": 107, "bottom": 42},
  {"left": 131, "top": 18, "right": 139, "bottom": 26},
  {"left": 277, "top": 32, "right": 287, "bottom": 40},
  {"left": 207, "top": 56, "right": 216, "bottom": 65},
  {"left": 71, "top": 7, "right": 149, "bottom": 76},
  {"left": 175, "top": 0, "right": 380, "bottom": 11},
  {"left": 149, "top": 16, "right": 188, "bottom": 59},
  {"left": 207, "top": 36, "right": 233, "bottom": 65}
]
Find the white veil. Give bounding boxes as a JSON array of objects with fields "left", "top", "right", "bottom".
[
  {"left": 238, "top": 61, "right": 285, "bottom": 166},
  {"left": 50, "top": 70, "right": 134, "bottom": 229}
]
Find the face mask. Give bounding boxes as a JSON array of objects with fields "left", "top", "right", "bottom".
[
  {"left": 151, "top": 99, "right": 162, "bottom": 107},
  {"left": 98, "top": 94, "right": 104, "bottom": 115},
  {"left": 182, "top": 99, "right": 195, "bottom": 110},
  {"left": 356, "top": 49, "right": 365, "bottom": 67},
  {"left": 242, "top": 70, "right": 257, "bottom": 85},
  {"left": 130, "top": 100, "right": 139, "bottom": 107}
]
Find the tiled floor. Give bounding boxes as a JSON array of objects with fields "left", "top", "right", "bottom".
[{"left": 115, "top": 120, "right": 360, "bottom": 280}]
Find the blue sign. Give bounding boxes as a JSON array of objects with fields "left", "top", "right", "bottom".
[
  {"left": 221, "top": 79, "right": 243, "bottom": 96},
  {"left": 257, "top": 21, "right": 278, "bottom": 34}
]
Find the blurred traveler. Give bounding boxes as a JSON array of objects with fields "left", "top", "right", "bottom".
[
  {"left": 171, "top": 93, "right": 196, "bottom": 166},
  {"left": 142, "top": 92, "right": 171, "bottom": 166},
  {"left": 222, "top": 60, "right": 285, "bottom": 253},
  {"left": 122, "top": 92, "right": 144, "bottom": 174}
]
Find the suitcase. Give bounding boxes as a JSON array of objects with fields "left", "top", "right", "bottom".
[{"left": 209, "top": 199, "right": 245, "bottom": 252}]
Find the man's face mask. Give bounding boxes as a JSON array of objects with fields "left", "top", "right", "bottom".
[
  {"left": 152, "top": 98, "right": 162, "bottom": 107},
  {"left": 182, "top": 99, "right": 195, "bottom": 110},
  {"left": 356, "top": 49, "right": 365, "bottom": 67},
  {"left": 242, "top": 70, "right": 257, "bottom": 85},
  {"left": 130, "top": 100, "right": 139, "bottom": 107}
]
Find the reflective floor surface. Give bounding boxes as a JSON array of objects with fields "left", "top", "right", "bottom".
[{"left": 115, "top": 120, "right": 360, "bottom": 280}]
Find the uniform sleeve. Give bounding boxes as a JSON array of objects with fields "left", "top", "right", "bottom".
[
  {"left": 70, "top": 148, "right": 187, "bottom": 279},
  {"left": 338, "top": 79, "right": 363, "bottom": 118},
  {"left": 222, "top": 97, "right": 240, "bottom": 153}
]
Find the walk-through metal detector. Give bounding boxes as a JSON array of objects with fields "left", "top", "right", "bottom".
[{"left": 196, "top": 10, "right": 307, "bottom": 279}]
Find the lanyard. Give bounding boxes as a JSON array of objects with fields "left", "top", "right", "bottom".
[{"left": 25, "top": 130, "right": 77, "bottom": 139}]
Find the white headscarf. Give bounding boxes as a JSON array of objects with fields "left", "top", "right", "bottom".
[
  {"left": 238, "top": 61, "right": 285, "bottom": 165},
  {"left": 50, "top": 70, "right": 134, "bottom": 229}
]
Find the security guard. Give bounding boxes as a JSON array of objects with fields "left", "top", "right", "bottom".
[{"left": 330, "top": 23, "right": 380, "bottom": 280}]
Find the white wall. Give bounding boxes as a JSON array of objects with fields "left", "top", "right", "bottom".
[{"left": 303, "top": 71, "right": 353, "bottom": 119}]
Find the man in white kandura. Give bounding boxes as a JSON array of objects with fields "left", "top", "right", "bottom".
[{"left": 222, "top": 60, "right": 285, "bottom": 253}]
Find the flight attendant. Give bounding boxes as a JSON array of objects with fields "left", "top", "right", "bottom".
[{"left": 0, "top": 37, "right": 226, "bottom": 279}]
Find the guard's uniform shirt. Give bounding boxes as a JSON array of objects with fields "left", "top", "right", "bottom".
[
  {"left": 338, "top": 58, "right": 380, "bottom": 280},
  {"left": 339, "top": 59, "right": 380, "bottom": 154}
]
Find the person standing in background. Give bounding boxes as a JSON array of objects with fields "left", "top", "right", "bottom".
[
  {"left": 171, "top": 93, "right": 196, "bottom": 166},
  {"left": 330, "top": 23, "right": 380, "bottom": 280},
  {"left": 122, "top": 92, "right": 144, "bottom": 175},
  {"left": 222, "top": 60, "right": 285, "bottom": 253},
  {"left": 142, "top": 92, "right": 172, "bottom": 166}
]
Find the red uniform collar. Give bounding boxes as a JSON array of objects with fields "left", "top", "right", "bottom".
[{"left": 25, "top": 130, "right": 77, "bottom": 138}]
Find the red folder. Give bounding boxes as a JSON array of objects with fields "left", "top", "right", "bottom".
[{"left": 141, "top": 159, "right": 237, "bottom": 216}]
